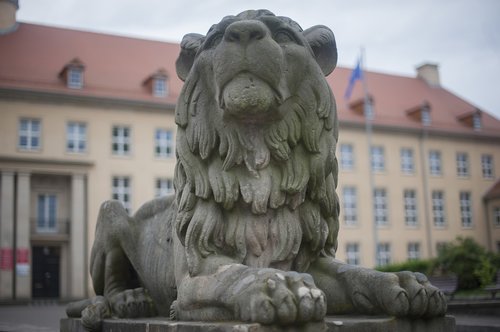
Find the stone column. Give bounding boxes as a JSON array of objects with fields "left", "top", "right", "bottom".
[
  {"left": 15, "top": 172, "right": 31, "bottom": 299},
  {"left": 70, "top": 174, "right": 86, "bottom": 299},
  {"left": 0, "top": 171, "right": 15, "bottom": 299}
]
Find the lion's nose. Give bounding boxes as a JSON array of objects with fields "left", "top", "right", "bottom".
[{"left": 225, "top": 20, "right": 268, "bottom": 46}]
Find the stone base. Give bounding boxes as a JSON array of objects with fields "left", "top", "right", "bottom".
[{"left": 60, "top": 315, "right": 456, "bottom": 332}]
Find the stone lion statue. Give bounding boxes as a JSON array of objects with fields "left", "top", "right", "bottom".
[{"left": 67, "top": 9, "right": 446, "bottom": 331}]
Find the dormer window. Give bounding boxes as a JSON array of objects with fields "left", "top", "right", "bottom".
[
  {"left": 59, "top": 58, "right": 85, "bottom": 89},
  {"left": 406, "top": 101, "right": 431, "bottom": 126},
  {"left": 421, "top": 107, "right": 431, "bottom": 126},
  {"left": 473, "top": 112, "right": 482, "bottom": 130},
  {"left": 457, "top": 109, "right": 482, "bottom": 131},
  {"left": 153, "top": 77, "right": 167, "bottom": 97},
  {"left": 348, "top": 95, "right": 374, "bottom": 120},
  {"left": 144, "top": 68, "right": 168, "bottom": 98},
  {"left": 68, "top": 67, "right": 83, "bottom": 89}
]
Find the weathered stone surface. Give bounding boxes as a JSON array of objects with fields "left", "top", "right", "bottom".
[
  {"left": 61, "top": 316, "right": 456, "bottom": 332},
  {"left": 65, "top": 9, "right": 448, "bottom": 331}
]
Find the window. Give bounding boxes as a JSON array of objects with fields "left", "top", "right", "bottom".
[
  {"left": 493, "top": 207, "right": 500, "bottom": 227},
  {"left": 407, "top": 242, "right": 421, "bottom": 261},
  {"left": 112, "top": 176, "right": 132, "bottom": 212},
  {"left": 340, "top": 144, "right": 354, "bottom": 170},
  {"left": 155, "top": 129, "right": 174, "bottom": 158},
  {"left": 112, "top": 126, "right": 131, "bottom": 155},
  {"left": 371, "top": 146, "right": 385, "bottom": 172},
  {"left": 153, "top": 77, "right": 167, "bottom": 97},
  {"left": 404, "top": 189, "right": 418, "bottom": 227},
  {"left": 432, "top": 191, "right": 445, "bottom": 227},
  {"left": 421, "top": 108, "right": 431, "bottom": 126},
  {"left": 473, "top": 113, "right": 482, "bottom": 130},
  {"left": 459, "top": 192, "right": 472, "bottom": 228},
  {"left": 456, "top": 152, "right": 469, "bottom": 177},
  {"left": 374, "top": 188, "right": 388, "bottom": 226},
  {"left": 66, "top": 122, "right": 87, "bottom": 153},
  {"left": 376, "top": 243, "right": 391, "bottom": 266},
  {"left": 68, "top": 67, "right": 83, "bottom": 89},
  {"left": 400, "top": 148, "right": 414, "bottom": 174},
  {"left": 19, "top": 118, "right": 41, "bottom": 150},
  {"left": 342, "top": 187, "right": 357, "bottom": 226},
  {"left": 482, "top": 154, "right": 494, "bottom": 179},
  {"left": 429, "top": 150, "right": 442, "bottom": 175},
  {"left": 156, "top": 178, "right": 174, "bottom": 197},
  {"left": 37, "top": 194, "right": 57, "bottom": 233},
  {"left": 345, "top": 243, "right": 360, "bottom": 265}
]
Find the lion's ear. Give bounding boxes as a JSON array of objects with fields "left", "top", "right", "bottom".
[
  {"left": 304, "top": 25, "right": 337, "bottom": 76},
  {"left": 176, "top": 33, "right": 205, "bottom": 81}
]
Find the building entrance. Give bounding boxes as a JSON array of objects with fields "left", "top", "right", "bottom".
[{"left": 32, "top": 246, "right": 60, "bottom": 298}]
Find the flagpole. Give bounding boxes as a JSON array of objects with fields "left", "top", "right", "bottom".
[{"left": 360, "top": 47, "right": 379, "bottom": 267}]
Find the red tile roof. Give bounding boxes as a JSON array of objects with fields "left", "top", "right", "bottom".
[
  {"left": 1, "top": 23, "right": 499, "bottom": 137},
  {"left": 0, "top": 23, "right": 181, "bottom": 106}
]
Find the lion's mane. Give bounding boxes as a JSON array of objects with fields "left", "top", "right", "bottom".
[{"left": 174, "top": 10, "right": 339, "bottom": 275}]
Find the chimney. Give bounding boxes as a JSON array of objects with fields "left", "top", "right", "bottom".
[
  {"left": 0, "top": 0, "right": 19, "bottom": 35},
  {"left": 416, "top": 63, "right": 440, "bottom": 87}
]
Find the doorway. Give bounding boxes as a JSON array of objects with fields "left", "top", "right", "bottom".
[{"left": 32, "top": 246, "right": 60, "bottom": 298}]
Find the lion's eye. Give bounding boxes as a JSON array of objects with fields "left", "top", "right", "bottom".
[
  {"left": 274, "top": 30, "right": 295, "bottom": 44},
  {"left": 206, "top": 33, "right": 223, "bottom": 49}
]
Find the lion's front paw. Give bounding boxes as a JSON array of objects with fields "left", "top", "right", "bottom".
[
  {"left": 109, "top": 287, "right": 157, "bottom": 318},
  {"left": 234, "top": 270, "right": 326, "bottom": 325},
  {"left": 348, "top": 269, "right": 447, "bottom": 318}
]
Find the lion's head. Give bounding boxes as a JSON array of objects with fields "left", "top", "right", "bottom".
[{"left": 174, "top": 10, "right": 339, "bottom": 275}]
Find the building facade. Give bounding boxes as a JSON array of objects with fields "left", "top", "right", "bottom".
[{"left": 1, "top": 17, "right": 499, "bottom": 300}]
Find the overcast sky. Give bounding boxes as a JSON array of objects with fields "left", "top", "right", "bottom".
[{"left": 17, "top": 0, "right": 500, "bottom": 119}]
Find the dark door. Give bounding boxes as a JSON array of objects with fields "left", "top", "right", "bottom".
[{"left": 32, "top": 246, "right": 60, "bottom": 298}]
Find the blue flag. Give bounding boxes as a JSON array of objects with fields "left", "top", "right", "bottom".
[{"left": 344, "top": 58, "right": 363, "bottom": 100}]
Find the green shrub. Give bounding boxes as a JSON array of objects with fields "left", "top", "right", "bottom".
[{"left": 434, "top": 237, "right": 497, "bottom": 290}]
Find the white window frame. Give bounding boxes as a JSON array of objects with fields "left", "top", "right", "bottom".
[
  {"left": 407, "top": 242, "right": 421, "bottom": 261},
  {"left": 494, "top": 207, "right": 500, "bottom": 227},
  {"left": 376, "top": 243, "right": 391, "bottom": 266},
  {"left": 459, "top": 191, "right": 472, "bottom": 228},
  {"left": 342, "top": 186, "right": 357, "bottom": 226},
  {"left": 19, "top": 118, "right": 41, "bottom": 151},
  {"left": 404, "top": 189, "right": 418, "bottom": 227},
  {"left": 37, "top": 194, "right": 57, "bottom": 233},
  {"left": 153, "top": 77, "right": 167, "bottom": 97},
  {"left": 340, "top": 144, "right": 354, "bottom": 171},
  {"left": 473, "top": 113, "right": 482, "bottom": 130},
  {"left": 66, "top": 121, "right": 87, "bottom": 153},
  {"left": 112, "top": 176, "right": 132, "bottom": 212},
  {"left": 68, "top": 67, "right": 83, "bottom": 89},
  {"left": 456, "top": 152, "right": 469, "bottom": 177},
  {"left": 432, "top": 190, "right": 446, "bottom": 227},
  {"left": 371, "top": 146, "right": 385, "bottom": 172},
  {"left": 112, "top": 126, "right": 131, "bottom": 155},
  {"left": 155, "top": 178, "right": 174, "bottom": 197},
  {"left": 374, "top": 188, "right": 388, "bottom": 226},
  {"left": 400, "top": 148, "right": 414, "bottom": 174},
  {"left": 421, "top": 109, "right": 431, "bottom": 126},
  {"left": 155, "top": 129, "right": 174, "bottom": 158},
  {"left": 481, "top": 154, "right": 494, "bottom": 179},
  {"left": 346, "top": 243, "right": 360, "bottom": 266},
  {"left": 429, "top": 150, "right": 442, "bottom": 175}
]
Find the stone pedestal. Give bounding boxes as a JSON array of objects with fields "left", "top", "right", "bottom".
[{"left": 60, "top": 315, "right": 456, "bottom": 332}]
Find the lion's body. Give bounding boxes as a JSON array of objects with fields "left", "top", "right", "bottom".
[{"left": 68, "top": 10, "right": 446, "bottom": 330}]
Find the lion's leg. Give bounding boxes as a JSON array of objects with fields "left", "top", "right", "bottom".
[
  {"left": 308, "top": 257, "right": 447, "bottom": 317},
  {"left": 67, "top": 200, "right": 157, "bottom": 328},
  {"left": 173, "top": 261, "right": 326, "bottom": 325}
]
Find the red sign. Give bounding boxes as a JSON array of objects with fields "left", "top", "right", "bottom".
[
  {"left": 16, "top": 248, "right": 30, "bottom": 264},
  {"left": 0, "top": 248, "right": 13, "bottom": 270}
]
